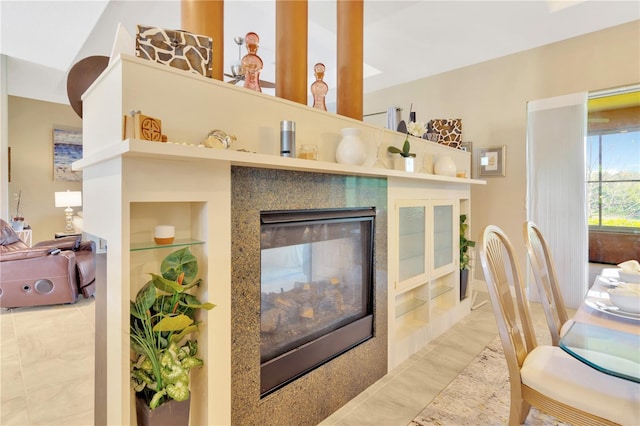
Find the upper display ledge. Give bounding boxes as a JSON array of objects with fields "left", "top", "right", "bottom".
[
  {"left": 77, "top": 55, "right": 484, "bottom": 185},
  {"left": 74, "top": 139, "right": 486, "bottom": 185}
]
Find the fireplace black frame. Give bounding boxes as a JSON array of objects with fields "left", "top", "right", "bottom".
[{"left": 259, "top": 207, "right": 376, "bottom": 397}]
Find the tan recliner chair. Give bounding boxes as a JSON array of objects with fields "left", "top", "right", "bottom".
[{"left": 0, "top": 219, "right": 96, "bottom": 308}]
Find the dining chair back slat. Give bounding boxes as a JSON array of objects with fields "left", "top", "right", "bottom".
[
  {"left": 480, "top": 226, "right": 536, "bottom": 423},
  {"left": 523, "top": 221, "right": 570, "bottom": 345}
]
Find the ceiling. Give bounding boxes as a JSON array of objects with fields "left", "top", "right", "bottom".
[{"left": 1, "top": 0, "right": 638, "bottom": 108}]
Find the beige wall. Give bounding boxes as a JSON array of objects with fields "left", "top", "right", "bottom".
[
  {"left": 7, "top": 96, "right": 82, "bottom": 243},
  {"left": 363, "top": 20, "right": 640, "bottom": 282},
  {"left": 4, "top": 21, "right": 639, "bottom": 263}
]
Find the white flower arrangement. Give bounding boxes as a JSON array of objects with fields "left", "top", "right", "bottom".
[{"left": 407, "top": 121, "right": 427, "bottom": 138}]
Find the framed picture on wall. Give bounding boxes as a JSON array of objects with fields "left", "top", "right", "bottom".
[
  {"left": 53, "top": 128, "right": 83, "bottom": 182},
  {"left": 479, "top": 146, "right": 506, "bottom": 177}
]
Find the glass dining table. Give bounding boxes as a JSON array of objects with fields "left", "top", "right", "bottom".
[
  {"left": 560, "top": 321, "right": 640, "bottom": 383},
  {"left": 559, "top": 270, "right": 640, "bottom": 383}
]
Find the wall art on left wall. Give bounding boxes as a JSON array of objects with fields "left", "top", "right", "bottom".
[{"left": 53, "top": 128, "right": 82, "bottom": 182}]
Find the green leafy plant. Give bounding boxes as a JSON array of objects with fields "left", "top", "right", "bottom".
[
  {"left": 130, "top": 247, "right": 215, "bottom": 410},
  {"left": 387, "top": 138, "right": 415, "bottom": 158},
  {"left": 460, "top": 214, "right": 476, "bottom": 270}
]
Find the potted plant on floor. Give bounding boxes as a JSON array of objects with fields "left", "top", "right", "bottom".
[
  {"left": 130, "top": 247, "right": 215, "bottom": 426},
  {"left": 459, "top": 214, "right": 475, "bottom": 300}
]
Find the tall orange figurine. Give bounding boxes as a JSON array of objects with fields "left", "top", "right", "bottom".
[
  {"left": 241, "top": 32, "right": 263, "bottom": 92},
  {"left": 311, "top": 63, "right": 328, "bottom": 111}
]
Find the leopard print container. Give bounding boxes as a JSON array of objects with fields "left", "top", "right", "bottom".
[
  {"left": 136, "top": 25, "right": 213, "bottom": 78},
  {"left": 429, "top": 119, "right": 463, "bottom": 149}
]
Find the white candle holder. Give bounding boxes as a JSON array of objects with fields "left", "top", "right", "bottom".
[{"left": 154, "top": 225, "right": 175, "bottom": 245}]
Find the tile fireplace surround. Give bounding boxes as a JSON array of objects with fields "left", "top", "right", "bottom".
[{"left": 230, "top": 167, "right": 388, "bottom": 425}]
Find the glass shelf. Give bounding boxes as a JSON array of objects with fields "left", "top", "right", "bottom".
[
  {"left": 396, "top": 297, "right": 427, "bottom": 318},
  {"left": 431, "top": 284, "right": 453, "bottom": 300},
  {"left": 130, "top": 238, "right": 205, "bottom": 252}
]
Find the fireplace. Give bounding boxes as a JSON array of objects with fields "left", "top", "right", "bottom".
[
  {"left": 260, "top": 208, "right": 375, "bottom": 396},
  {"left": 231, "top": 167, "right": 387, "bottom": 425}
]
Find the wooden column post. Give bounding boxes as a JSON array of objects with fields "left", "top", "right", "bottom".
[
  {"left": 181, "top": 0, "right": 224, "bottom": 81},
  {"left": 336, "top": 0, "right": 363, "bottom": 120},
  {"left": 276, "top": 0, "right": 308, "bottom": 104}
]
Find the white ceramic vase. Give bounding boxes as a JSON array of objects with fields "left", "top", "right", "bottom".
[
  {"left": 434, "top": 155, "right": 456, "bottom": 177},
  {"left": 336, "top": 128, "right": 367, "bottom": 166}
]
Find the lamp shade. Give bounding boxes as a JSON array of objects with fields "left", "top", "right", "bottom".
[{"left": 55, "top": 190, "right": 82, "bottom": 208}]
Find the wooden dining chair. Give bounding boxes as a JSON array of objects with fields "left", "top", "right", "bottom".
[
  {"left": 479, "top": 225, "right": 639, "bottom": 426},
  {"left": 522, "top": 221, "right": 572, "bottom": 345}
]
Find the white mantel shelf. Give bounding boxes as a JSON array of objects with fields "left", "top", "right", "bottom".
[{"left": 75, "top": 138, "right": 486, "bottom": 185}]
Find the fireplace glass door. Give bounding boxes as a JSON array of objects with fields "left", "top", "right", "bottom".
[{"left": 260, "top": 208, "right": 375, "bottom": 395}]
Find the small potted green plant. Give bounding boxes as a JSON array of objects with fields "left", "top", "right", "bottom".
[
  {"left": 130, "top": 247, "right": 215, "bottom": 425},
  {"left": 459, "top": 214, "right": 476, "bottom": 300},
  {"left": 387, "top": 121, "right": 426, "bottom": 172}
]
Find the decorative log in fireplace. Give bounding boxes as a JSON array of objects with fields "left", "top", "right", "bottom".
[{"left": 260, "top": 208, "right": 375, "bottom": 396}]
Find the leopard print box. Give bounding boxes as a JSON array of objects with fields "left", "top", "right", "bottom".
[
  {"left": 136, "top": 25, "right": 213, "bottom": 78},
  {"left": 429, "top": 119, "right": 463, "bottom": 149}
]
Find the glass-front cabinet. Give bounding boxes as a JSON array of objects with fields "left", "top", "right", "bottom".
[{"left": 391, "top": 198, "right": 460, "bottom": 368}]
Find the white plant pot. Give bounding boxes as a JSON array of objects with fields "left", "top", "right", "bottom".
[
  {"left": 394, "top": 156, "right": 415, "bottom": 172},
  {"left": 11, "top": 219, "right": 24, "bottom": 231}
]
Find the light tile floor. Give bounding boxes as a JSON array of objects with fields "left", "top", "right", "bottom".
[
  {"left": 323, "top": 295, "right": 564, "bottom": 426},
  {"left": 321, "top": 293, "right": 500, "bottom": 426},
  {"left": 1, "top": 297, "right": 95, "bottom": 426},
  {"left": 0, "top": 293, "right": 552, "bottom": 426}
]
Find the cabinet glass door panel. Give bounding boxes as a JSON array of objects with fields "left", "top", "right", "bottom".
[
  {"left": 433, "top": 205, "right": 453, "bottom": 269},
  {"left": 398, "top": 206, "right": 426, "bottom": 282}
]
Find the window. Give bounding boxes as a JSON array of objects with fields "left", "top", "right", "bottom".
[{"left": 587, "top": 91, "right": 640, "bottom": 232}]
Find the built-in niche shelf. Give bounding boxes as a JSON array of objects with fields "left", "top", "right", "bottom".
[
  {"left": 394, "top": 281, "right": 430, "bottom": 354},
  {"left": 395, "top": 297, "right": 428, "bottom": 318},
  {"left": 395, "top": 317, "right": 429, "bottom": 342},
  {"left": 125, "top": 202, "right": 211, "bottom": 425}
]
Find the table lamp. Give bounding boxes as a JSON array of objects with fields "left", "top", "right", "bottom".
[{"left": 54, "top": 190, "right": 82, "bottom": 232}]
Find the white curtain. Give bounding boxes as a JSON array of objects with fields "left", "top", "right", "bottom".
[{"left": 526, "top": 93, "right": 588, "bottom": 309}]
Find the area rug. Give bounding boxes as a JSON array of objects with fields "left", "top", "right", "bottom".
[{"left": 409, "top": 336, "right": 570, "bottom": 426}]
